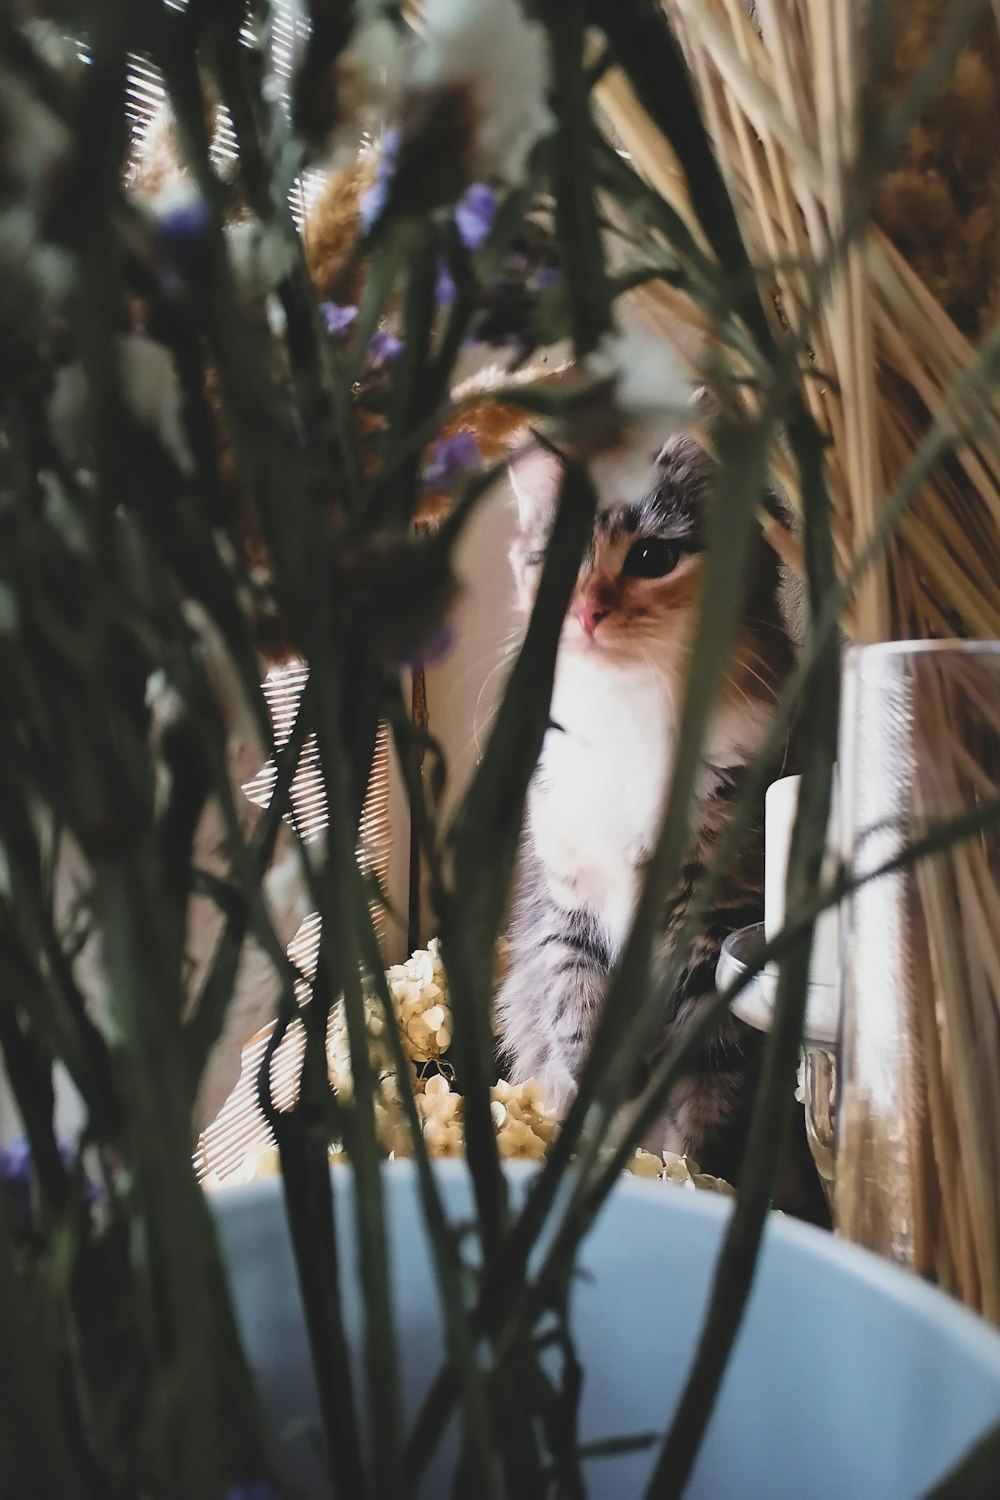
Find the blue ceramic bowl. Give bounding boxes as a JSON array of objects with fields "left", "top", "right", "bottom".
[{"left": 213, "top": 1162, "right": 1000, "bottom": 1497}]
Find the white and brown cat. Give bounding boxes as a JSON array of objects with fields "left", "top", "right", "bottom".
[{"left": 495, "top": 428, "right": 805, "bottom": 1190}]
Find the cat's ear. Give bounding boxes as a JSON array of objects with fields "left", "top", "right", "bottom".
[{"left": 508, "top": 430, "right": 563, "bottom": 533}]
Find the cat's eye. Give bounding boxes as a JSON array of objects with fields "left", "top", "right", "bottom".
[{"left": 623, "top": 538, "right": 681, "bottom": 579}]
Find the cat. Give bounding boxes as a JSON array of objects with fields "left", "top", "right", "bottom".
[{"left": 495, "top": 429, "right": 798, "bottom": 1188}]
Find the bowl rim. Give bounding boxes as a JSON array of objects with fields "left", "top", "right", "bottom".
[{"left": 212, "top": 1159, "right": 1000, "bottom": 1379}]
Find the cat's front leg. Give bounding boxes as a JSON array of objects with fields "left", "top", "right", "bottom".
[{"left": 496, "top": 881, "right": 609, "bottom": 1117}]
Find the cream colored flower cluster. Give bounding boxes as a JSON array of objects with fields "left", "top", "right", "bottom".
[
  {"left": 204, "top": 941, "right": 733, "bottom": 1193},
  {"left": 323, "top": 939, "right": 558, "bottom": 1162},
  {"left": 326, "top": 938, "right": 452, "bottom": 1098},
  {"left": 627, "top": 1148, "right": 734, "bottom": 1196},
  {"left": 407, "top": 1074, "right": 554, "bottom": 1161}
]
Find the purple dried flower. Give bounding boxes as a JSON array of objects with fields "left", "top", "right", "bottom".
[
  {"left": 0, "top": 1143, "right": 33, "bottom": 1222},
  {"left": 454, "top": 182, "right": 498, "bottom": 253},
  {"left": 0, "top": 1138, "right": 98, "bottom": 1220},
  {"left": 411, "top": 621, "right": 454, "bottom": 668},
  {"left": 153, "top": 194, "right": 213, "bottom": 292},
  {"left": 423, "top": 431, "right": 481, "bottom": 491},
  {"left": 322, "top": 302, "right": 359, "bottom": 336},
  {"left": 155, "top": 196, "right": 212, "bottom": 251},
  {"left": 386, "top": 621, "right": 455, "bottom": 672},
  {"left": 436, "top": 260, "right": 456, "bottom": 308},
  {"left": 360, "top": 127, "right": 401, "bottom": 236},
  {"left": 369, "top": 328, "right": 403, "bottom": 365}
]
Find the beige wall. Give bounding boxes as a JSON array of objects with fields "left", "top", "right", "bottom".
[
  {"left": 415, "top": 480, "right": 521, "bottom": 945},
  {"left": 0, "top": 488, "right": 522, "bottom": 1142}
]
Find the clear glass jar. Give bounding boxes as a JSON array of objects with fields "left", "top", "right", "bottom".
[{"left": 837, "top": 640, "right": 1000, "bottom": 1322}]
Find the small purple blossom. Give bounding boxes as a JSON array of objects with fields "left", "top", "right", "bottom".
[
  {"left": 411, "top": 621, "right": 454, "bottom": 668},
  {"left": 0, "top": 1138, "right": 99, "bottom": 1220},
  {"left": 454, "top": 182, "right": 498, "bottom": 254},
  {"left": 533, "top": 265, "right": 561, "bottom": 290},
  {"left": 0, "top": 1140, "right": 33, "bottom": 1217},
  {"left": 386, "top": 621, "right": 455, "bottom": 672},
  {"left": 360, "top": 127, "right": 401, "bottom": 236},
  {"left": 226, "top": 1484, "right": 278, "bottom": 1500},
  {"left": 436, "top": 260, "right": 456, "bottom": 308},
  {"left": 156, "top": 197, "right": 211, "bottom": 244},
  {"left": 423, "top": 431, "right": 481, "bottom": 491},
  {"left": 153, "top": 195, "right": 213, "bottom": 292},
  {"left": 369, "top": 328, "right": 403, "bottom": 365},
  {"left": 322, "top": 302, "right": 359, "bottom": 336}
]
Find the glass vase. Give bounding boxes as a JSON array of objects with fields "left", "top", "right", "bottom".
[{"left": 837, "top": 640, "right": 1000, "bottom": 1323}]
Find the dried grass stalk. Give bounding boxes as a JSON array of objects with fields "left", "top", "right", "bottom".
[
  {"left": 600, "top": 0, "right": 1000, "bottom": 645},
  {"left": 597, "top": 1, "right": 1000, "bottom": 1324}
]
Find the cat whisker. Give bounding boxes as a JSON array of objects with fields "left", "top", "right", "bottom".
[
  {"left": 745, "top": 614, "right": 795, "bottom": 639},
  {"left": 638, "top": 646, "right": 677, "bottom": 719},
  {"left": 733, "top": 655, "right": 780, "bottom": 706},
  {"left": 722, "top": 672, "right": 757, "bottom": 719},
  {"left": 472, "top": 654, "right": 519, "bottom": 756}
]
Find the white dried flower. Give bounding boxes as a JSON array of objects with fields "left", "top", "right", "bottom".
[
  {"left": 411, "top": 0, "right": 554, "bottom": 184},
  {"left": 329, "top": 10, "right": 406, "bottom": 163},
  {"left": 623, "top": 1147, "right": 733, "bottom": 1195},
  {"left": 49, "top": 334, "right": 194, "bottom": 477},
  {"left": 583, "top": 328, "right": 695, "bottom": 504},
  {"left": 0, "top": 63, "right": 75, "bottom": 318},
  {"left": 508, "top": 328, "right": 695, "bottom": 526},
  {"left": 37, "top": 470, "right": 88, "bottom": 556},
  {"left": 21, "top": 21, "right": 87, "bottom": 83},
  {"left": 423, "top": 1117, "right": 464, "bottom": 1156},
  {"left": 326, "top": 935, "right": 455, "bottom": 1103},
  {"left": 225, "top": 218, "right": 299, "bottom": 301},
  {"left": 0, "top": 62, "right": 70, "bottom": 207},
  {"left": 628, "top": 1147, "right": 666, "bottom": 1179},
  {"left": 262, "top": 846, "right": 311, "bottom": 933},
  {"left": 145, "top": 668, "right": 186, "bottom": 815},
  {"left": 490, "top": 1077, "right": 557, "bottom": 1155},
  {"left": 660, "top": 1152, "right": 697, "bottom": 1188},
  {"left": 688, "top": 1166, "right": 734, "bottom": 1197},
  {"left": 47, "top": 362, "right": 89, "bottom": 468},
  {"left": 121, "top": 334, "right": 195, "bottom": 475},
  {"left": 0, "top": 206, "right": 74, "bottom": 311},
  {"left": 496, "top": 1116, "right": 546, "bottom": 1160},
  {"left": 180, "top": 600, "right": 266, "bottom": 762}
]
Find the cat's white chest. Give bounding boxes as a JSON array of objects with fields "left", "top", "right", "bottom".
[{"left": 528, "top": 653, "right": 673, "bottom": 954}]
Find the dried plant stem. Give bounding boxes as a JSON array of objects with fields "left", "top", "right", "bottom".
[{"left": 604, "top": 0, "right": 1000, "bottom": 641}]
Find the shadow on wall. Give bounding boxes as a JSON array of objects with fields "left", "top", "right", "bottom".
[{"left": 420, "top": 478, "right": 522, "bottom": 941}]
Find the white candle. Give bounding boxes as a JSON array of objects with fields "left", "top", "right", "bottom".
[{"left": 764, "top": 775, "right": 841, "bottom": 1026}]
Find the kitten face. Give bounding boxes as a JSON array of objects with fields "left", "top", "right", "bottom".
[
  {"left": 510, "top": 435, "right": 709, "bottom": 668},
  {"left": 508, "top": 431, "right": 792, "bottom": 757}
]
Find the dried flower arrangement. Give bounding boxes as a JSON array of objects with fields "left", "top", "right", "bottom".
[
  {"left": 601, "top": 0, "right": 1000, "bottom": 644},
  {"left": 202, "top": 938, "right": 732, "bottom": 1193},
  {"left": 2, "top": 1, "right": 1000, "bottom": 1496},
  {"left": 592, "top": 0, "right": 1000, "bottom": 1329}
]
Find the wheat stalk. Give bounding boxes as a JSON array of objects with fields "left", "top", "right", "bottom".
[
  {"left": 598, "top": 0, "right": 1000, "bottom": 1323},
  {"left": 600, "top": 0, "right": 1000, "bottom": 646}
]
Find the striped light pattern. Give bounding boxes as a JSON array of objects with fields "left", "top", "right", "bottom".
[
  {"left": 118, "top": 3, "right": 397, "bottom": 1175},
  {"left": 124, "top": 2, "right": 328, "bottom": 228},
  {"left": 197, "top": 662, "right": 391, "bottom": 1181}
]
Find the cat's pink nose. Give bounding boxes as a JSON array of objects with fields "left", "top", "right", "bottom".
[{"left": 573, "top": 599, "right": 611, "bottom": 636}]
